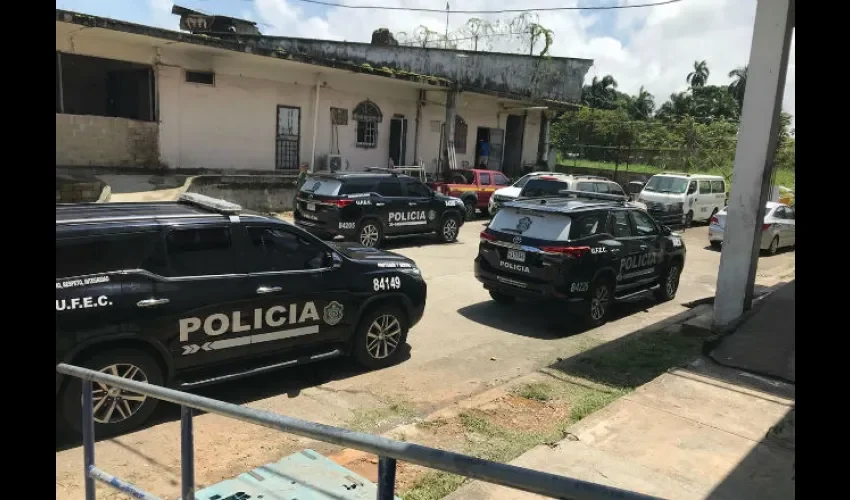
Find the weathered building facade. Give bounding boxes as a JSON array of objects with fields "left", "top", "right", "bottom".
[{"left": 55, "top": 9, "right": 592, "bottom": 178}]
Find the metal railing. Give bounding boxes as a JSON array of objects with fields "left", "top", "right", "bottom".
[{"left": 57, "top": 363, "right": 663, "bottom": 500}]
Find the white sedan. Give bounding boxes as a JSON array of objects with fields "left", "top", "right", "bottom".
[{"left": 709, "top": 201, "right": 795, "bottom": 255}]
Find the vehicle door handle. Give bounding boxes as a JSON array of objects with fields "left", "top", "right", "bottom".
[
  {"left": 376, "top": 202, "right": 386, "bottom": 207},
  {"left": 137, "top": 298, "right": 169, "bottom": 308},
  {"left": 639, "top": 244, "right": 648, "bottom": 250},
  {"left": 408, "top": 202, "right": 418, "bottom": 206},
  {"left": 257, "top": 286, "right": 282, "bottom": 294}
]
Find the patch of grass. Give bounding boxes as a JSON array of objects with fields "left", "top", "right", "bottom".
[
  {"left": 563, "top": 330, "right": 705, "bottom": 390},
  {"left": 416, "top": 417, "right": 449, "bottom": 430},
  {"left": 402, "top": 471, "right": 467, "bottom": 500},
  {"left": 568, "top": 388, "right": 625, "bottom": 422},
  {"left": 513, "top": 381, "right": 554, "bottom": 402},
  {"left": 348, "top": 398, "right": 417, "bottom": 432}
]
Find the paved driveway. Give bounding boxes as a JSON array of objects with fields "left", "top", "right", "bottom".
[{"left": 55, "top": 223, "right": 795, "bottom": 500}]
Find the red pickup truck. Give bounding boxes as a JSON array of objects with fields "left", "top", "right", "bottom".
[{"left": 430, "top": 169, "right": 511, "bottom": 220}]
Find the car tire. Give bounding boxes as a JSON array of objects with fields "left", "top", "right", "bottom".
[
  {"left": 437, "top": 214, "right": 461, "bottom": 243},
  {"left": 655, "top": 261, "right": 682, "bottom": 302},
  {"left": 59, "top": 348, "right": 163, "bottom": 437},
  {"left": 765, "top": 236, "right": 779, "bottom": 255},
  {"left": 709, "top": 241, "right": 721, "bottom": 249},
  {"left": 352, "top": 304, "right": 409, "bottom": 370},
  {"left": 489, "top": 290, "right": 516, "bottom": 305},
  {"left": 582, "top": 277, "right": 614, "bottom": 328},
  {"left": 464, "top": 200, "right": 476, "bottom": 221},
  {"left": 357, "top": 219, "right": 384, "bottom": 248}
]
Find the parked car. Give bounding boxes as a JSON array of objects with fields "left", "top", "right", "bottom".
[
  {"left": 637, "top": 173, "right": 727, "bottom": 226},
  {"left": 514, "top": 175, "right": 648, "bottom": 210},
  {"left": 56, "top": 193, "right": 427, "bottom": 435},
  {"left": 429, "top": 168, "right": 511, "bottom": 220},
  {"left": 708, "top": 202, "right": 795, "bottom": 254},
  {"left": 475, "top": 191, "right": 687, "bottom": 327},
  {"left": 295, "top": 171, "right": 466, "bottom": 248},
  {"left": 487, "top": 171, "right": 550, "bottom": 216}
]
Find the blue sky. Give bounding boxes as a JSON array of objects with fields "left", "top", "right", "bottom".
[{"left": 55, "top": 0, "right": 794, "bottom": 120}]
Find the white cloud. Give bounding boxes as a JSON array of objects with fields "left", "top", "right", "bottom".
[{"left": 252, "top": 0, "right": 794, "bottom": 121}]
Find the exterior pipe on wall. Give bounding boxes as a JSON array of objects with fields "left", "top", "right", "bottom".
[
  {"left": 57, "top": 52, "right": 65, "bottom": 113},
  {"left": 413, "top": 89, "right": 424, "bottom": 163},
  {"left": 310, "top": 73, "right": 321, "bottom": 172}
]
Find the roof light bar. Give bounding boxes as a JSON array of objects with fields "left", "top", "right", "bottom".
[{"left": 178, "top": 193, "right": 242, "bottom": 215}]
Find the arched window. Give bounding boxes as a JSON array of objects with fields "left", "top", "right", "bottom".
[
  {"left": 454, "top": 115, "right": 468, "bottom": 154},
  {"left": 353, "top": 100, "right": 382, "bottom": 148}
]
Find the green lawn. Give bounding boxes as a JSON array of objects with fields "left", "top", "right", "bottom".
[{"left": 555, "top": 156, "right": 796, "bottom": 191}]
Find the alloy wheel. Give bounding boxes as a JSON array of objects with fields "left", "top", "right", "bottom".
[
  {"left": 90, "top": 364, "right": 149, "bottom": 424},
  {"left": 360, "top": 224, "right": 379, "bottom": 247},
  {"left": 366, "top": 314, "right": 402, "bottom": 359},
  {"left": 590, "top": 285, "right": 610, "bottom": 321},
  {"left": 443, "top": 218, "right": 458, "bottom": 241}
]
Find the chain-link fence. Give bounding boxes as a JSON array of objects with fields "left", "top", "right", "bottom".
[{"left": 551, "top": 119, "right": 740, "bottom": 186}]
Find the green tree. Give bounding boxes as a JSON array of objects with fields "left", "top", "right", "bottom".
[
  {"left": 687, "top": 60, "right": 710, "bottom": 88},
  {"left": 727, "top": 65, "right": 748, "bottom": 114}
]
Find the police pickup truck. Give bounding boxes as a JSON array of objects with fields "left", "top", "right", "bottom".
[
  {"left": 294, "top": 170, "right": 466, "bottom": 248},
  {"left": 56, "top": 194, "right": 427, "bottom": 435},
  {"left": 475, "top": 191, "right": 686, "bottom": 327}
]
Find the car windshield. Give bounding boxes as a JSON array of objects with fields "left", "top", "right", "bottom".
[
  {"left": 520, "top": 179, "right": 568, "bottom": 198},
  {"left": 643, "top": 176, "right": 689, "bottom": 194},
  {"left": 513, "top": 174, "right": 535, "bottom": 188}
]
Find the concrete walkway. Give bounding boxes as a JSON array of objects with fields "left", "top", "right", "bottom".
[
  {"left": 448, "top": 358, "right": 795, "bottom": 500},
  {"left": 710, "top": 280, "right": 795, "bottom": 383}
]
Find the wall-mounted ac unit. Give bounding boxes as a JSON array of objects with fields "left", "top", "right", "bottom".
[{"left": 324, "top": 154, "right": 343, "bottom": 172}]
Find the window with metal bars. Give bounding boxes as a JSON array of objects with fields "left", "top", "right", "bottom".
[{"left": 354, "top": 100, "right": 382, "bottom": 148}]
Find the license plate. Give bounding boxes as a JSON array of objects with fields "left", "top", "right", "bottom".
[
  {"left": 306, "top": 202, "right": 316, "bottom": 211},
  {"left": 507, "top": 249, "right": 526, "bottom": 262}
]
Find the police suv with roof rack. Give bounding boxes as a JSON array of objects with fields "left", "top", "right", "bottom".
[
  {"left": 294, "top": 169, "right": 466, "bottom": 248},
  {"left": 475, "top": 190, "right": 687, "bottom": 327},
  {"left": 56, "top": 193, "right": 427, "bottom": 435}
]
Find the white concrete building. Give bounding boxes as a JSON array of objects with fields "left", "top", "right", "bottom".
[{"left": 55, "top": 9, "right": 591, "bottom": 178}]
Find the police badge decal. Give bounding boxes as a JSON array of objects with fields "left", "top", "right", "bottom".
[
  {"left": 517, "top": 217, "right": 532, "bottom": 233},
  {"left": 427, "top": 210, "right": 436, "bottom": 221},
  {"left": 323, "top": 301, "right": 344, "bottom": 326}
]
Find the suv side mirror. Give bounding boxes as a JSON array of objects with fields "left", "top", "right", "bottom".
[
  {"left": 325, "top": 251, "right": 342, "bottom": 269},
  {"left": 661, "top": 226, "right": 672, "bottom": 235}
]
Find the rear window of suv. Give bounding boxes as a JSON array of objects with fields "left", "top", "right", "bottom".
[
  {"left": 520, "top": 179, "right": 568, "bottom": 198},
  {"left": 489, "top": 207, "right": 573, "bottom": 242},
  {"left": 300, "top": 177, "right": 343, "bottom": 196}
]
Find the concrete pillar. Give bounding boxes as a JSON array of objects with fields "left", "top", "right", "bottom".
[
  {"left": 713, "top": 0, "right": 794, "bottom": 329},
  {"left": 441, "top": 89, "right": 458, "bottom": 177},
  {"left": 537, "top": 110, "right": 551, "bottom": 169}
]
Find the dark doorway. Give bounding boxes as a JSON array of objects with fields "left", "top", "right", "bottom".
[
  {"left": 474, "top": 127, "right": 490, "bottom": 169},
  {"left": 275, "top": 105, "right": 301, "bottom": 172},
  {"left": 389, "top": 116, "right": 408, "bottom": 166},
  {"left": 503, "top": 115, "right": 525, "bottom": 177}
]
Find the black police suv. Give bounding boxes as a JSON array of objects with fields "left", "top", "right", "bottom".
[
  {"left": 294, "top": 171, "right": 466, "bottom": 248},
  {"left": 475, "top": 191, "right": 687, "bottom": 327},
  {"left": 56, "top": 193, "right": 427, "bottom": 435}
]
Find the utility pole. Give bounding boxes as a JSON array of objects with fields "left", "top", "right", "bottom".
[{"left": 445, "top": 3, "right": 450, "bottom": 49}]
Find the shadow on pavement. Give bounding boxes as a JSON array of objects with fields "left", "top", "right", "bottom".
[
  {"left": 55, "top": 345, "right": 411, "bottom": 451},
  {"left": 457, "top": 297, "right": 655, "bottom": 339},
  {"left": 706, "top": 406, "right": 795, "bottom": 500}
]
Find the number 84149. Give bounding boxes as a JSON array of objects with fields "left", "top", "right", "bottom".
[{"left": 373, "top": 276, "right": 402, "bottom": 291}]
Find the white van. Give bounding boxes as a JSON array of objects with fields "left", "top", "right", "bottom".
[{"left": 637, "top": 173, "right": 727, "bottom": 224}]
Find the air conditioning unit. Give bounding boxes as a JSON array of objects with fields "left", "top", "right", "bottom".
[{"left": 324, "top": 154, "right": 343, "bottom": 172}]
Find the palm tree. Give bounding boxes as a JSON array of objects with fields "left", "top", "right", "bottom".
[
  {"left": 687, "top": 60, "right": 710, "bottom": 88},
  {"left": 630, "top": 86, "right": 655, "bottom": 120},
  {"left": 727, "top": 65, "right": 748, "bottom": 113},
  {"left": 582, "top": 75, "right": 619, "bottom": 109}
]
